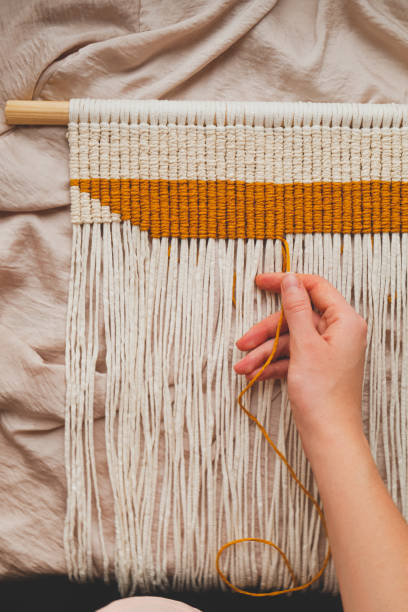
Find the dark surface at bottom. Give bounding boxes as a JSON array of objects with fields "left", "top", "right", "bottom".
[{"left": 0, "top": 576, "right": 343, "bottom": 612}]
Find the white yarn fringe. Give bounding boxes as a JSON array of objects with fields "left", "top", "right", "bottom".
[{"left": 65, "top": 227, "right": 408, "bottom": 595}]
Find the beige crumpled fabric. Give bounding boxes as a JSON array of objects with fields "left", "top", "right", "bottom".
[{"left": 0, "top": 0, "right": 407, "bottom": 592}]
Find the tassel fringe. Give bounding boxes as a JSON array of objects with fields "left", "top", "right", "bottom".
[{"left": 65, "top": 226, "right": 408, "bottom": 595}]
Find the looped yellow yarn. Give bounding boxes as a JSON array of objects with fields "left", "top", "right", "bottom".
[{"left": 215, "top": 238, "right": 332, "bottom": 597}]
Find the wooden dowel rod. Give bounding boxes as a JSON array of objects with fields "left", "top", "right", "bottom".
[{"left": 5, "top": 100, "right": 69, "bottom": 125}]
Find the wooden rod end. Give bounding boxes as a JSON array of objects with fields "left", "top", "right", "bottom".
[{"left": 5, "top": 100, "right": 69, "bottom": 125}]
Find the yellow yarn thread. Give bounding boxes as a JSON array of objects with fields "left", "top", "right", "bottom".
[
  {"left": 71, "top": 178, "right": 408, "bottom": 235},
  {"left": 215, "top": 238, "right": 332, "bottom": 597}
]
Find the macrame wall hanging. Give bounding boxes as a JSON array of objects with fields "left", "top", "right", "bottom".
[{"left": 6, "top": 99, "right": 407, "bottom": 597}]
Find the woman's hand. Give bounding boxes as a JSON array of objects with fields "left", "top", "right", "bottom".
[
  {"left": 234, "top": 272, "right": 408, "bottom": 612},
  {"left": 234, "top": 272, "right": 368, "bottom": 460}
]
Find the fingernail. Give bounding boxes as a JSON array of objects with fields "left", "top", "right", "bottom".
[{"left": 282, "top": 273, "right": 300, "bottom": 291}]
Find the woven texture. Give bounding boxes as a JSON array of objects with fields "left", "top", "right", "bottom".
[
  {"left": 65, "top": 99, "right": 408, "bottom": 597},
  {"left": 69, "top": 100, "right": 408, "bottom": 236}
]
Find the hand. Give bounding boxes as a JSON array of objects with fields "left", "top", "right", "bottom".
[{"left": 234, "top": 273, "right": 368, "bottom": 460}]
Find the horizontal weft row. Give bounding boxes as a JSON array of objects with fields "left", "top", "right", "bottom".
[
  {"left": 68, "top": 100, "right": 408, "bottom": 235},
  {"left": 70, "top": 179, "right": 408, "bottom": 236}
]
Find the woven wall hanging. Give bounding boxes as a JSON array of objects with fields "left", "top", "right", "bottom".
[{"left": 62, "top": 99, "right": 408, "bottom": 596}]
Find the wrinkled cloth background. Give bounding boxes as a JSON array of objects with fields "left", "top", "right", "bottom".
[{"left": 1, "top": 0, "right": 408, "bottom": 602}]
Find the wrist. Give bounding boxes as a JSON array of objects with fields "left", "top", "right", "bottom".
[{"left": 299, "top": 420, "right": 369, "bottom": 472}]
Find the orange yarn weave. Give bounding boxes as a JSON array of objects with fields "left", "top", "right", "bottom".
[
  {"left": 71, "top": 178, "right": 408, "bottom": 236},
  {"left": 215, "top": 238, "right": 332, "bottom": 597}
]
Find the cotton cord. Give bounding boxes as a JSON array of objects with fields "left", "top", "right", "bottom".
[
  {"left": 65, "top": 99, "right": 408, "bottom": 595},
  {"left": 215, "top": 238, "right": 331, "bottom": 596}
]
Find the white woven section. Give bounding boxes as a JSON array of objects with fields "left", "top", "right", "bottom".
[{"left": 67, "top": 99, "right": 408, "bottom": 224}]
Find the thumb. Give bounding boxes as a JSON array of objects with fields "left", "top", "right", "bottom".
[{"left": 281, "top": 273, "right": 318, "bottom": 342}]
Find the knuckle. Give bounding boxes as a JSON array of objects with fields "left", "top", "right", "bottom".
[
  {"left": 311, "top": 273, "right": 330, "bottom": 290},
  {"left": 285, "top": 297, "right": 308, "bottom": 314},
  {"left": 350, "top": 314, "right": 368, "bottom": 347},
  {"left": 356, "top": 313, "right": 368, "bottom": 333},
  {"left": 358, "top": 315, "right": 368, "bottom": 341}
]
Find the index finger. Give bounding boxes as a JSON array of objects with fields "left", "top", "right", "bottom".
[{"left": 255, "top": 273, "right": 349, "bottom": 313}]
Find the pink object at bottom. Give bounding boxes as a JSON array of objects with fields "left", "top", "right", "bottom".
[{"left": 97, "top": 596, "right": 201, "bottom": 611}]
